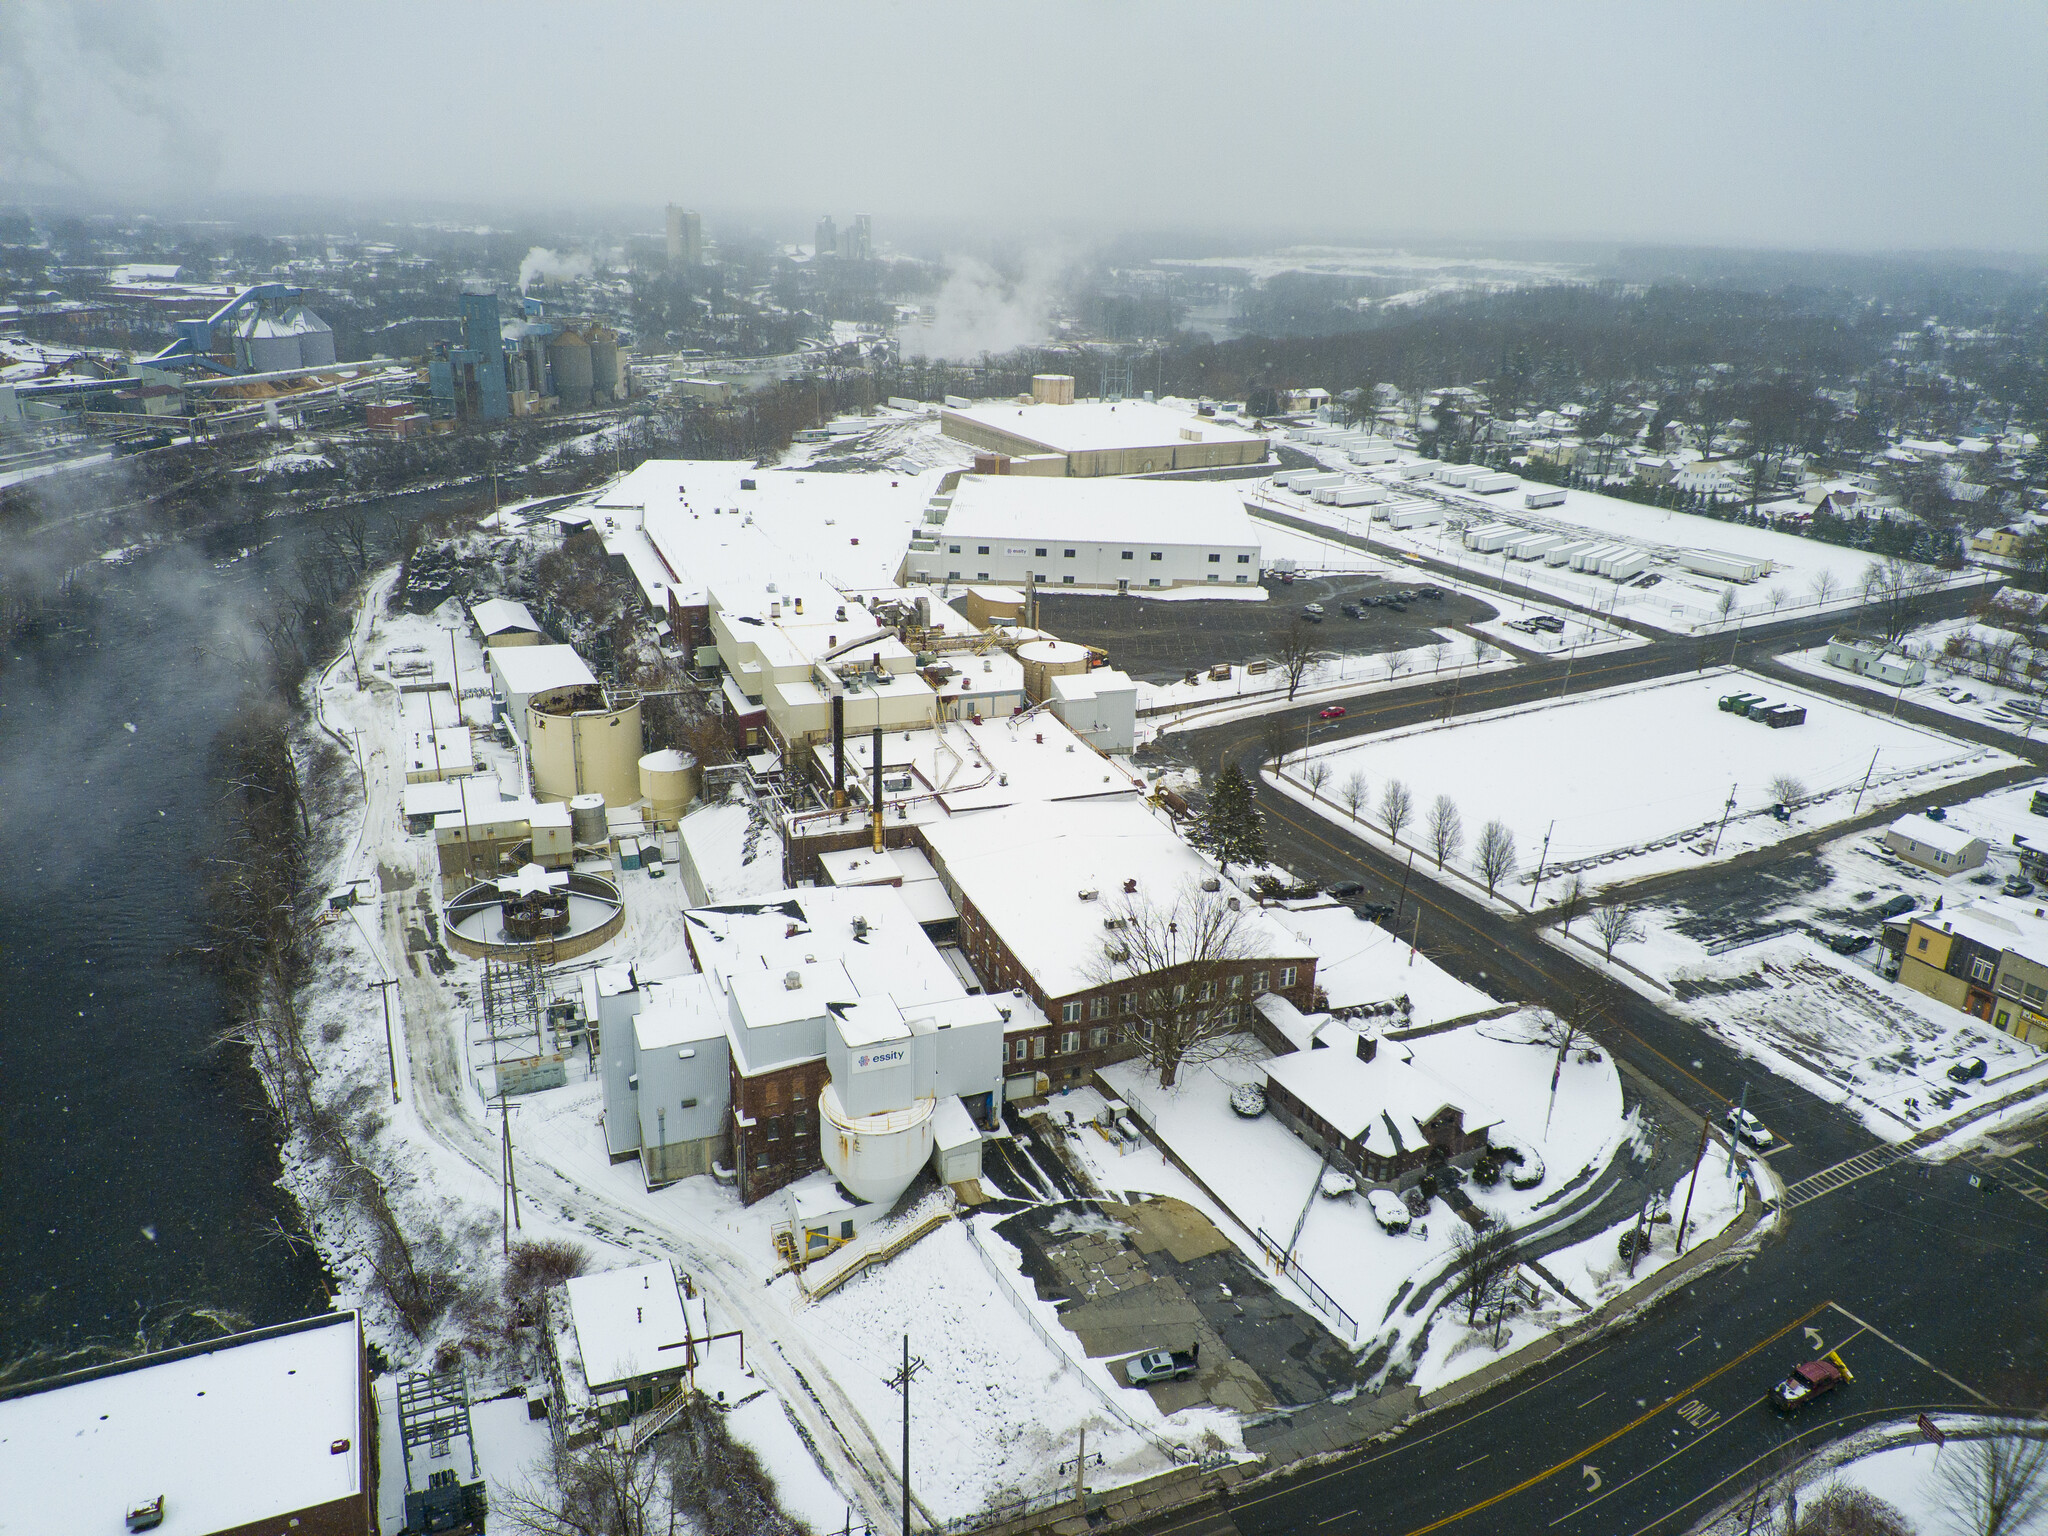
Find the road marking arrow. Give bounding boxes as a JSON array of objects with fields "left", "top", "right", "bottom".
[
  {"left": 1582, "top": 1464, "right": 1602, "bottom": 1493},
  {"left": 1804, "top": 1326, "right": 1825, "bottom": 1350}
]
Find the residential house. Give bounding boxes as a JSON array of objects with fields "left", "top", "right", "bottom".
[
  {"left": 1884, "top": 814, "right": 1987, "bottom": 875},
  {"left": 1826, "top": 636, "right": 1927, "bottom": 687}
]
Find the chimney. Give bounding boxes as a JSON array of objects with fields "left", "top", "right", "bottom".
[
  {"left": 871, "top": 721, "right": 885, "bottom": 853},
  {"left": 1355, "top": 1032, "right": 1376, "bottom": 1064},
  {"left": 831, "top": 694, "right": 846, "bottom": 808}
]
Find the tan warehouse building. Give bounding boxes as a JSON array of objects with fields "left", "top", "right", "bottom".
[{"left": 941, "top": 377, "right": 1266, "bottom": 477}]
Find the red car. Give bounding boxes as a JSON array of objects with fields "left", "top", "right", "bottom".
[
  {"left": 1319, "top": 705, "right": 1347, "bottom": 720},
  {"left": 1770, "top": 1353, "right": 1852, "bottom": 1412}
]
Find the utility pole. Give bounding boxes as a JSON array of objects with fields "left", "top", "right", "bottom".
[
  {"left": 1709, "top": 782, "right": 1739, "bottom": 857},
  {"left": 497, "top": 1095, "right": 523, "bottom": 1253},
  {"left": 370, "top": 977, "right": 400, "bottom": 1103},
  {"left": 1675, "top": 1105, "right": 1714, "bottom": 1254},
  {"left": 1529, "top": 820, "right": 1556, "bottom": 906},
  {"left": 1073, "top": 1425, "right": 1087, "bottom": 1511},
  {"left": 1395, "top": 849, "right": 1415, "bottom": 921},
  {"left": 885, "top": 1336, "right": 926, "bottom": 1536},
  {"left": 1851, "top": 747, "right": 1880, "bottom": 815},
  {"left": 1409, "top": 905, "right": 1420, "bottom": 966}
]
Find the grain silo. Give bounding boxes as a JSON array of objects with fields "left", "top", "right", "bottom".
[
  {"left": 235, "top": 313, "right": 302, "bottom": 373},
  {"left": 549, "top": 329, "right": 593, "bottom": 410},
  {"left": 528, "top": 683, "right": 642, "bottom": 805},
  {"left": 587, "top": 328, "right": 621, "bottom": 401},
  {"left": 1017, "top": 639, "right": 1091, "bottom": 704},
  {"left": 286, "top": 305, "right": 336, "bottom": 367},
  {"left": 637, "top": 749, "right": 699, "bottom": 828}
]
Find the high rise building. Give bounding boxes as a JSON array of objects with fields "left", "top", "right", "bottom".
[
  {"left": 815, "top": 214, "right": 838, "bottom": 260},
  {"left": 665, "top": 205, "right": 702, "bottom": 266},
  {"left": 847, "top": 214, "right": 873, "bottom": 262}
]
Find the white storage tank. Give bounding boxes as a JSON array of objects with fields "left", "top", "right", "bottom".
[
  {"left": 1018, "top": 639, "right": 1092, "bottom": 704},
  {"left": 821, "top": 1084, "right": 936, "bottom": 1206},
  {"left": 638, "top": 749, "right": 699, "bottom": 828}
]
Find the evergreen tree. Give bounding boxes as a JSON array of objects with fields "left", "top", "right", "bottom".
[{"left": 1200, "top": 763, "right": 1266, "bottom": 876}]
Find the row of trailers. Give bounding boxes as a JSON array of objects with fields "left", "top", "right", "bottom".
[{"left": 1463, "top": 523, "right": 1655, "bottom": 582}]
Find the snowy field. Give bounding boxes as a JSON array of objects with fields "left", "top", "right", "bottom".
[
  {"left": 1096, "top": 1015, "right": 1747, "bottom": 1389},
  {"left": 1778, "top": 619, "right": 2048, "bottom": 743},
  {"left": 1253, "top": 473, "right": 1990, "bottom": 634},
  {"left": 1281, "top": 669, "right": 2018, "bottom": 899},
  {"left": 1571, "top": 780, "right": 2048, "bottom": 1145}
]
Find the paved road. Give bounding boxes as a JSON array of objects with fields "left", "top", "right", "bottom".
[{"left": 1127, "top": 569, "right": 2048, "bottom": 1532}]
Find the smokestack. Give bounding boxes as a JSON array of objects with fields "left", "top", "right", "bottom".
[
  {"left": 871, "top": 721, "right": 885, "bottom": 853},
  {"left": 832, "top": 694, "right": 846, "bottom": 808}
]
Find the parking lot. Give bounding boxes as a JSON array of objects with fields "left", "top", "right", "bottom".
[{"left": 1024, "top": 575, "right": 1499, "bottom": 684}]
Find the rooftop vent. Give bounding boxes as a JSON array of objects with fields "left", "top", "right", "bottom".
[
  {"left": 126, "top": 1498, "right": 165, "bottom": 1533},
  {"left": 1078, "top": 888, "right": 1099, "bottom": 902},
  {"left": 852, "top": 915, "right": 871, "bottom": 939},
  {"left": 783, "top": 970, "right": 803, "bottom": 991}
]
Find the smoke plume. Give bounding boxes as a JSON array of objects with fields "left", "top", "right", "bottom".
[
  {"left": 519, "top": 247, "right": 594, "bottom": 294},
  {"left": 900, "top": 252, "right": 1067, "bottom": 361}
]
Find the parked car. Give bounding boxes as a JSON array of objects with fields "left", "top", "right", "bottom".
[
  {"left": 2004, "top": 876, "right": 2035, "bottom": 897},
  {"left": 1355, "top": 901, "right": 1397, "bottom": 923},
  {"left": 1320, "top": 705, "right": 1347, "bottom": 719},
  {"left": 1725, "top": 1106, "right": 1775, "bottom": 1149},
  {"left": 1947, "top": 1056, "right": 1988, "bottom": 1083},
  {"left": 1302, "top": 603, "right": 1325, "bottom": 616},
  {"left": 1824, "top": 931, "right": 1873, "bottom": 956},
  {"left": 1328, "top": 880, "right": 1365, "bottom": 898},
  {"left": 1125, "top": 1347, "right": 1200, "bottom": 1386},
  {"left": 1340, "top": 603, "right": 1362, "bottom": 619},
  {"left": 1770, "top": 1354, "right": 1852, "bottom": 1413},
  {"left": 1874, "top": 894, "right": 1917, "bottom": 919}
]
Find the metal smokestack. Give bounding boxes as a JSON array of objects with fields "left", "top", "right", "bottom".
[
  {"left": 871, "top": 721, "right": 884, "bottom": 853},
  {"left": 832, "top": 694, "right": 846, "bottom": 808}
]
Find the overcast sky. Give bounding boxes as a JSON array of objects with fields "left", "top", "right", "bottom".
[{"left": 3, "top": 1, "right": 2043, "bottom": 253}]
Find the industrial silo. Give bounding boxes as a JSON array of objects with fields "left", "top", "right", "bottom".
[
  {"left": 637, "top": 749, "right": 698, "bottom": 828},
  {"left": 1017, "top": 639, "right": 1092, "bottom": 704},
  {"left": 236, "top": 313, "right": 302, "bottom": 374},
  {"left": 587, "top": 328, "right": 621, "bottom": 401},
  {"left": 287, "top": 305, "right": 336, "bottom": 367},
  {"left": 549, "top": 329, "right": 593, "bottom": 410},
  {"left": 569, "top": 793, "right": 609, "bottom": 846},
  {"left": 528, "top": 684, "right": 643, "bottom": 805}
]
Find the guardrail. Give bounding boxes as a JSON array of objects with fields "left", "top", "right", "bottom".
[{"left": 1253, "top": 1227, "right": 1359, "bottom": 1340}]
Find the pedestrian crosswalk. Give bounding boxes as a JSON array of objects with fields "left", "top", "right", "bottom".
[{"left": 1776, "top": 1144, "right": 1910, "bottom": 1208}]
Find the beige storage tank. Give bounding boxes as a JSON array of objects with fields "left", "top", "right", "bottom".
[
  {"left": 529, "top": 684, "right": 644, "bottom": 807},
  {"left": 588, "top": 328, "right": 621, "bottom": 401},
  {"left": 1017, "top": 639, "right": 1092, "bottom": 704},
  {"left": 638, "top": 749, "right": 699, "bottom": 828},
  {"left": 569, "top": 793, "right": 609, "bottom": 846},
  {"left": 1031, "top": 373, "right": 1075, "bottom": 405}
]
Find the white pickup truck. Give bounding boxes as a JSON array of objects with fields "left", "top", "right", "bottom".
[{"left": 1126, "top": 1346, "right": 1200, "bottom": 1385}]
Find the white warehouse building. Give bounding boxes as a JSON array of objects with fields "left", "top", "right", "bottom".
[{"left": 907, "top": 474, "right": 1261, "bottom": 592}]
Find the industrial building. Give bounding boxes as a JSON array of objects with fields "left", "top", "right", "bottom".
[
  {"left": 939, "top": 377, "right": 1266, "bottom": 476},
  {"left": 542, "top": 1259, "right": 710, "bottom": 1444},
  {"left": 906, "top": 473, "right": 1261, "bottom": 591},
  {"left": 426, "top": 288, "right": 634, "bottom": 422},
  {"left": 0, "top": 1311, "right": 374, "bottom": 1536},
  {"left": 470, "top": 597, "right": 546, "bottom": 647}
]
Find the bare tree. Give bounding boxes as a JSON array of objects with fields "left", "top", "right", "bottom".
[
  {"left": 1786, "top": 1484, "right": 1915, "bottom": 1536},
  {"left": 1272, "top": 617, "right": 1323, "bottom": 700},
  {"left": 1861, "top": 556, "right": 1936, "bottom": 648},
  {"left": 1341, "top": 769, "right": 1369, "bottom": 821},
  {"left": 499, "top": 1437, "right": 671, "bottom": 1536},
  {"left": 1768, "top": 585, "right": 1789, "bottom": 617},
  {"left": 1938, "top": 1428, "right": 2048, "bottom": 1536},
  {"left": 1451, "top": 1219, "right": 1523, "bottom": 1327},
  {"left": 1768, "top": 773, "right": 1807, "bottom": 806},
  {"left": 1304, "top": 759, "right": 1331, "bottom": 797},
  {"left": 1377, "top": 778, "right": 1414, "bottom": 843},
  {"left": 1386, "top": 649, "right": 1412, "bottom": 681},
  {"left": 1263, "top": 713, "right": 1296, "bottom": 768},
  {"left": 1553, "top": 873, "right": 1587, "bottom": 936},
  {"left": 1715, "top": 586, "right": 1738, "bottom": 626},
  {"left": 1426, "top": 794, "right": 1463, "bottom": 869},
  {"left": 1590, "top": 900, "right": 1646, "bottom": 961},
  {"left": 1475, "top": 820, "right": 1517, "bottom": 898},
  {"left": 1086, "top": 883, "right": 1272, "bottom": 1088},
  {"left": 1809, "top": 568, "right": 1840, "bottom": 608},
  {"left": 1430, "top": 638, "right": 1450, "bottom": 673}
]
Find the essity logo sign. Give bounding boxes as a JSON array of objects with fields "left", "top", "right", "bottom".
[{"left": 852, "top": 1047, "right": 910, "bottom": 1073}]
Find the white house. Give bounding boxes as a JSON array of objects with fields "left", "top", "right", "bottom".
[
  {"left": 1884, "top": 814, "right": 1987, "bottom": 875},
  {"left": 1825, "top": 635, "right": 1926, "bottom": 687}
]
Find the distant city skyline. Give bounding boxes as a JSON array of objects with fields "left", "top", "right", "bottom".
[{"left": 0, "top": 1, "right": 2043, "bottom": 253}]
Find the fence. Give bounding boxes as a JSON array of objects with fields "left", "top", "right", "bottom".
[{"left": 1252, "top": 1227, "right": 1359, "bottom": 1340}]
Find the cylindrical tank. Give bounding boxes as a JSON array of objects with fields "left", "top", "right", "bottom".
[
  {"left": 1017, "top": 639, "right": 1091, "bottom": 704},
  {"left": 530, "top": 686, "right": 644, "bottom": 806},
  {"left": 289, "top": 307, "right": 337, "bottom": 367},
  {"left": 569, "top": 793, "right": 608, "bottom": 845},
  {"left": 549, "top": 329, "right": 593, "bottom": 409},
  {"left": 821, "top": 1086, "right": 935, "bottom": 1206},
  {"left": 1031, "top": 373, "right": 1074, "bottom": 405},
  {"left": 588, "top": 329, "right": 620, "bottom": 401},
  {"left": 239, "top": 318, "right": 302, "bottom": 374},
  {"left": 637, "top": 749, "right": 699, "bottom": 828}
]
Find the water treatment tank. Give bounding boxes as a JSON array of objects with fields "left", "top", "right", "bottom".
[
  {"left": 549, "top": 329, "right": 593, "bottom": 409},
  {"left": 569, "top": 793, "right": 609, "bottom": 846},
  {"left": 638, "top": 749, "right": 699, "bottom": 828},
  {"left": 528, "top": 685, "right": 644, "bottom": 806},
  {"left": 1017, "top": 639, "right": 1091, "bottom": 704}
]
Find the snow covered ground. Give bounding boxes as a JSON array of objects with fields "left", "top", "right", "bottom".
[
  {"left": 1095, "top": 1014, "right": 1733, "bottom": 1390},
  {"left": 1778, "top": 620, "right": 2048, "bottom": 743},
  {"left": 1136, "top": 630, "right": 1504, "bottom": 730},
  {"left": 1565, "top": 780, "right": 2048, "bottom": 1145},
  {"left": 1279, "top": 669, "right": 2018, "bottom": 902}
]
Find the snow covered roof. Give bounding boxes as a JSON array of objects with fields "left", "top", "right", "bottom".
[
  {"left": 633, "top": 976, "right": 728, "bottom": 1050},
  {"left": 561, "top": 1262, "right": 690, "bottom": 1394},
  {"left": 1269, "top": 902, "right": 1497, "bottom": 1025},
  {"left": 804, "top": 712, "right": 1142, "bottom": 820},
  {"left": 677, "top": 800, "right": 785, "bottom": 904},
  {"left": 0, "top": 1312, "right": 364, "bottom": 1535},
  {"left": 919, "top": 799, "right": 1310, "bottom": 998},
  {"left": 1263, "top": 1031, "right": 1499, "bottom": 1158},
  {"left": 1888, "top": 814, "right": 1984, "bottom": 857},
  {"left": 470, "top": 596, "right": 544, "bottom": 636},
  {"left": 488, "top": 643, "right": 595, "bottom": 698},
  {"left": 932, "top": 1094, "right": 980, "bottom": 1153},
  {"left": 942, "top": 399, "right": 1263, "bottom": 456},
  {"left": 940, "top": 473, "right": 1259, "bottom": 549},
  {"left": 1917, "top": 895, "right": 2048, "bottom": 964}
]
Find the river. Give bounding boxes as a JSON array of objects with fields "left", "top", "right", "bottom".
[{"left": 0, "top": 492, "right": 458, "bottom": 1373}]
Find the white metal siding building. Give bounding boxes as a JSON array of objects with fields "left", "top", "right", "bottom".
[{"left": 910, "top": 475, "right": 1260, "bottom": 591}]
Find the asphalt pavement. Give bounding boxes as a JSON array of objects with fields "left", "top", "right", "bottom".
[{"left": 1118, "top": 570, "right": 2048, "bottom": 1533}]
